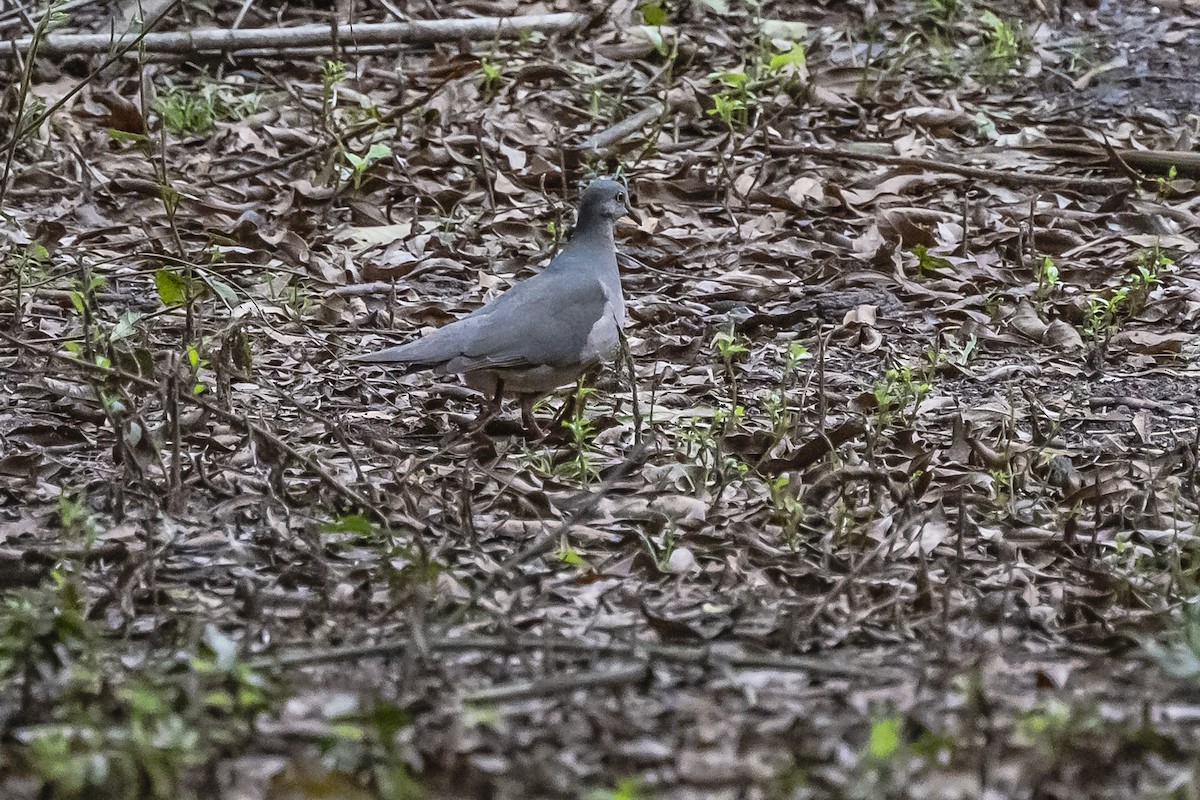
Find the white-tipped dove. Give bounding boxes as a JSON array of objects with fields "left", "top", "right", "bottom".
[{"left": 352, "top": 178, "right": 631, "bottom": 437}]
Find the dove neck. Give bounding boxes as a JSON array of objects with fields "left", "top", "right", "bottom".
[{"left": 568, "top": 216, "right": 614, "bottom": 250}]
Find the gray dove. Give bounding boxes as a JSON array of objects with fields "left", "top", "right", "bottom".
[{"left": 352, "top": 178, "right": 631, "bottom": 437}]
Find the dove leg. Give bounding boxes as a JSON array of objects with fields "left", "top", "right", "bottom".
[
  {"left": 475, "top": 379, "right": 504, "bottom": 427},
  {"left": 519, "top": 395, "right": 547, "bottom": 439}
]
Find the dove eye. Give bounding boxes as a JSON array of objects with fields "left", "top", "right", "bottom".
[{"left": 616, "top": 191, "right": 626, "bottom": 203}]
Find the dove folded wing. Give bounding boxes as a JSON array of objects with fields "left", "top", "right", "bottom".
[{"left": 352, "top": 267, "right": 615, "bottom": 384}]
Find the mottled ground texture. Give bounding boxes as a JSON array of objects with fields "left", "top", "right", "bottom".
[{"left": 2, "top": 0, "right": 1200, "bottom": 797}]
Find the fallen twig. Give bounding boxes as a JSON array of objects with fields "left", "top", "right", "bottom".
[
  {"left": 1, "top": 12, "right": 591, "bottom": 56},
  {"left": 580, "top": 101, "right": 669, "bottom": 154},
  {"left": 462, "top": 663, "right": 649, "bottom": 704}
]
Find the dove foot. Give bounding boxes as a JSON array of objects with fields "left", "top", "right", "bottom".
[
  {"left": 472, "top": 381, "right": 503, "bottom": 426},
  {"left": 520, "top": 395, "right": 548, "bottom": 440}
]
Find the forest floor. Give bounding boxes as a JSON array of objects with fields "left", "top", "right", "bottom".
[{"left": 2, "top": 0, "right": 1200, "bottom": 797}]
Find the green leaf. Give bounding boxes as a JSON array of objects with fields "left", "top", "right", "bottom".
[
  {"left": 640, "top": 0, "right": 668, "bottom": 25},
  {"left": 912, "top": 243, "right": 953, "bottom": 275},
  {"left": 155, "top": 268, "right": 189, "bottom": 305},
  {"left": 768, "top": 42, "right": 807, "bottom": 72},
  {"left": 323, "top": 514, "right": 374, "bottom": 536},
  {"left": 365, "top": 142, "right": 392, "bottom": 162},
  {"left": 867, "top": 715, "right": 902, "bottom": 759},
  {"left": 636, "top": 25, "right": 670, "bottom": 57},
  {"left": 556, "top": 541, "right": 584, "bottom": 566},
  {"left": 107, "top": 128, "right": 149, "bottom": 144},
  {"left": 26, "top": 242, "right": 49, "bottom": 262},
  {"left": 344, "top": 152, "right": 366, "bottom": 171},
  {"left": 204, "top": 275, "right": 239, "bottom": 308}
]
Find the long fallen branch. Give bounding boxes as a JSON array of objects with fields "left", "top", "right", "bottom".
[
  {"left": 771, "top": 142, "right": 1131, "bottom": 193},
  {"left": 0, "top": 11, "right": 590, "bottom": 56}
]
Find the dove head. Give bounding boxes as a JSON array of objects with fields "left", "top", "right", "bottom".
[{"left": 577, "top": 178, "right": 632, "bottom": 230}]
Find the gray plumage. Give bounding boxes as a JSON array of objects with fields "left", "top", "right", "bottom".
[{"left": 351, "top": 178, "right": 631, "bottom": 434}]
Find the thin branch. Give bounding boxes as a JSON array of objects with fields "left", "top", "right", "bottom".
[
  {"left": 462, "top": 663, "right": 648, "bottom": 705},
  {"left": 770, "top": 141, "right": 1131, "bottom": 193}
]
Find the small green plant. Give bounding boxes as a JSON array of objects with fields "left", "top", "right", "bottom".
[
  {"left": 988, "top": 467, "right": 1014, "bottom": 514},
  {"left": 22, "top": 625, "right": 276, "bottom": 800},
  {"left": 704, "top": 62, "right": 753, "bottom": 195},
  {"left": 943, "top": 331, "right": 978, "bottom": 367},
  {"left": 1034, "top": 255, "right": 1062, "bottom": 307},
  {"left": 767, "top": 474, "right": 806, "bottom": 551},
  {"left": 58, "top": 492, "right": 100, "bottom": 543},
  {"left": 321, "top": 59, "right": 347, "bottom": 131},
  {"left": 545, "top": 218, "right": 562, "bottom": 248},
  {"left": 321, "top": 514, "right": 382, "bottom": 552},
  {"left": 4, "top": 240, "right": 50, "bottom": 296},
  {"left": 712, "top": 324, "right": 748, "bottom": 424},
  {"left": 676, "top": 416, "right": 721, "bottom": 491},
  {"left": 1080, "top": 250, "right": 1170, "bottom": 345},
  {"left": 561, "top": 384, "right": 600, "bottom": 486},
  {"left": 1083, "top": 287, "right": 1131, "bottom": 340},
  {"left": 708, "top": 70, "right": 754, "bottom": 131},
  {"left": 154, "top": 266, "right": 204, "bottom": 309},
  {"left": 911, "top": 243, "right": 953, "bottom": 277},
  {"left": 154, "top": 81, "right": 261, "bottom": 136},
  {"left": 63, "top": 269, "right": 107, "bottom": 364},
  {"left": 323, "top": 699, "right": 423, "bottom": 799},
  {"left": 342, "top": 142, "right": 393, "bottom": 189},
  {"left": 1125, "top": 247, "right": 1169, "bottom": 313},
  {"left": 155, "top": 88, "right": 216, "bottom": 134},
  {"left": 872, "top": 364, "right": 931, "bottom": 425},
  {"left": 1155, "top": 164, "right": 1178, "bottom": 202},
  {"left": 866, "top": 713, "right": 903, "bottom": 761},
  {"left": 637, "top": 522, "right": 678, "bottom": 574},
  {"left": 712, "top": 325, "right": 749, "bottom": 364},
  {"left": 1016, "top": 700, "right": 1102, "bottom": 755},
  {"left": 0, "top": 573, "right": 94, "bottom": 710},
  {"left": 767, "top": 340, "right": 811, "bottom": 436},
  {"left": 923, "top": 0, "right": 963, "bottom": 28},
  {"left": 765, "top": 41, "right": 807, "bottom": 78},
  {"left": 555, "top": 536, "right": 586, "bottom": 568},
  {"left": 979, "top": 11, "right": 1023, "bottom": 77},
  {"left": 479, "top": 56, "right": 506, "bottom": 99}
]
